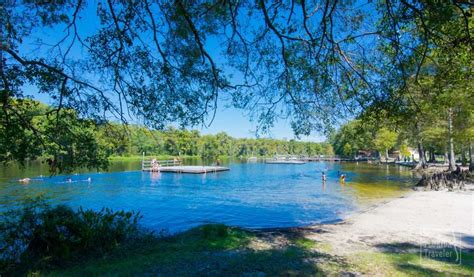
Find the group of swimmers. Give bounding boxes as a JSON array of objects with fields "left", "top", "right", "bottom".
[
  {"left": 64, "top": 177, "right": 92, "bottom": 183},
  {"left": 321, "top": 171, "right": 346, "bottom": 184},
  {"left": 19, "top": 176, "right": 92, "bottom": 184}
]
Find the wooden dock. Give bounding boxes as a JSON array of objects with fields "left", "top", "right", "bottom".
[
  {"left": 265, "top": 155, "right": 306, "bottom": 164},
  {"left": 141, "top": 157, "right": 229, "bottom": 174},
  {"left": 265, "top": 160, "right": 306, "bottom": 164},
  {"left": 302, "top": 156, "right": 376, "bottom": 162},
  {"left": 143, "top": 165, "right": 230, "bottom": 174}
]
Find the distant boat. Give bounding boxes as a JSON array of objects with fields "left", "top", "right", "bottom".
[
  {"left": 265, "top": 155, "right": 306, "bottom": 164},
  {"left": 247, "top": 156, "right": 258, "bottom": 162}
]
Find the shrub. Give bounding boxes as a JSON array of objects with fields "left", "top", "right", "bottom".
[
  {"left": 201, "top": 224, "right": 229, "bottom": 239},
  {"left": 0, "top": 198, "right": 142, "bottom": 274}
]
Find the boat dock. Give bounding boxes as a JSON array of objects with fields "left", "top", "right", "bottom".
[
  {"left": 265, "top": 155, "right": 306, "bottom": 164},
  {"left": 265, "top": 160, "right": 306, "bottom": 164},
  {"left": 302, "top": 156, "right": 376, "bottom": 162},
  {"left": 141, "top": 158, "right": 229, "bottom": 174}
]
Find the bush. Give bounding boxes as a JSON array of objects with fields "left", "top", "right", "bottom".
[
  {"left": 201, "top": 224, "right": 229, "bottom": 239},
  {"left": 0, "top": 198, "right": 143, "bottom": 274}
]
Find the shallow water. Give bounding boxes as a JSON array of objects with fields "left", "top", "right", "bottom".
[{"left": 0, "top": 160, "right": 417, "bottom": 233}]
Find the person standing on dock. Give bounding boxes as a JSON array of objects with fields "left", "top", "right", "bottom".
[{"left": 151, "top": 158, "right": 160, "bottom": 171}]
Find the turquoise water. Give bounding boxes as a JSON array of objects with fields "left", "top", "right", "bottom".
[{"left": 0, "top": 161, "right": 417, "bottom": 233}]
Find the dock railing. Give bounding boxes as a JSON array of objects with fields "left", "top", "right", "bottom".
[{"left": 141, "top": 159, "right": 182, "bottom": 171}]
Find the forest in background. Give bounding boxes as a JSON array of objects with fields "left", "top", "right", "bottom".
[
  {"left": 1, "top": 99, "right": 333, "bottom": 172},
  {"left": 100, "top": 124, "right": 334, "bottom": 159}
]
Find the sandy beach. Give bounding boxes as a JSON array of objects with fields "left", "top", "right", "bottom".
[{"left": 307, "top": 188, "right": 474, "bottom": 253}]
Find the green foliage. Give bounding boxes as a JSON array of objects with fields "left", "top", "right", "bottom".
[
  {"left": 1, "top": 99, "right": 330, "bottom": 170},
  {"left": 330, "top": 119, "right": 376, "bottom": 157},
  {"left": 4, "top": 0, "right": 470, "bottom": 140},
  {"left": 42, "top": 224, "right": 321, "bottom": 276},
  {"left": 2, "top": 0, "right": 472, "bottom": 171},
  {"left": 99, "top": 124, "right": 331, "bottom": 159},
  {"left": 0, "top": 198, "right": 142, "bottom": 274},
  {"left": 343, "top": 143, "right": 353, "bottom": 157},
  {"left": 198, "top": 135, "right": 220, "bottom": 160},
  {"left": 0, "top": 99, "right": 109, "bottom": 173},
  {"left": 374, "top": 1, "right": 473, "bottom": 165},
  {"left": 400, "top": 144, "right": 411, "bottom": 158},
  {"left": 374, "top": 128, "right": 398, "bottom": 159}
]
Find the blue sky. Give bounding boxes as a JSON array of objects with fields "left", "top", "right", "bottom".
[{"left": 198, "top": 105, "right": 326, "bottom": 141}]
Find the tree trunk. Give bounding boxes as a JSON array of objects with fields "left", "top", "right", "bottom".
[
  {"left": 461, "top": 146, "right": 467, "bottom": 166},
  {"left": 385, "top": 148, "right": 389, "bottom": 162},
  {"left": 469, "top": 143, "right": 474, "bottom": 172},
  {"left": 428, "top": 149, "right": 436, "bottom": 163},
  {"left": 447, "top": 108, "right": 456, "bottom": 171},
  {"left": 415, "top": 142, "right": 427, "bottom": 170},
  {"left": 444, "top": 151, "right": 449, "bottom": 164}
]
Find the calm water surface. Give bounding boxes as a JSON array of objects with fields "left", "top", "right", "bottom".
[{"left": 0, "top": 160, "right": 417, "bottom": 233}]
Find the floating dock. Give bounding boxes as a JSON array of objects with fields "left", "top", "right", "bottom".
[
  {"left": 143, "top": 165, "right": 230, "bottom": 174},
  {"left": 141, "top": 157, "right": 229, "bottom": 174}
]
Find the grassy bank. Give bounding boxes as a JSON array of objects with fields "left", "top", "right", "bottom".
[
  {"left": 2, "top": 201, "right": 472, "bottom": 276},
  {"left": 37, "top": 226, "right": 474, "bottom": 275}
]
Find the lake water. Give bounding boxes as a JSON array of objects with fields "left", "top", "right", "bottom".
[{"left": 0, "top": 160, "right": 417, "bottom": 233}]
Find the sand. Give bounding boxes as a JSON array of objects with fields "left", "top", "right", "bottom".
[{"left": 307, "top": 189, "right": 474, "bottom": 253}]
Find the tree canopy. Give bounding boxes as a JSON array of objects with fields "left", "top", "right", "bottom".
[{"left": 1, "top": 0, "right": 472, "bottom": 170}]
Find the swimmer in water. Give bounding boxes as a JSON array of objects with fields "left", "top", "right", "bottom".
[
  {"left": 19, "top": 178, "right": 31, "bottom": 183},
  {"left": 87, "top": 177, "right": 92, "bottom": 182},
  {"left": 322, "top": 172, "right": 327, "bottom": 182},
  {"left": 339, "top": 174, "right": 346, "bottom": 183}
]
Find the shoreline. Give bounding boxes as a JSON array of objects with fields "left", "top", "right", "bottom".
[
  {"left": 296, "top": 189, "right": 472, "bottom": 251},
  {"left": 250, "top": 187, "right": 473, "bottom": 253},
  {"left": 5, "top": 186, "right": 472, "bottom": 275}
]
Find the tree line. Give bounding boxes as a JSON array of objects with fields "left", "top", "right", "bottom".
[
  {"left": 99, "top": 125, "right": 334, "bottom": 160},
  {"left": 0, "top": 99, "right": 334, "bottom": 172},
  {"left": 330, "top": 104, "right": 473, "bottom": 171}
]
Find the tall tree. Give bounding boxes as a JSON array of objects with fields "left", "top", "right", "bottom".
[{"left": 374, "top": 128, "right": 398, "bottom": 161}]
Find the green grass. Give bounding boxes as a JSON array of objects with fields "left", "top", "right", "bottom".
[
  {"left": 349, "top": 249, "right": 474, "bottom": 276},
  {"left": 43, "top": 224, "right": 323, "bottom": 276},
  {"left": 293, "top": 237, "right": 317, "bottom": 250}
]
